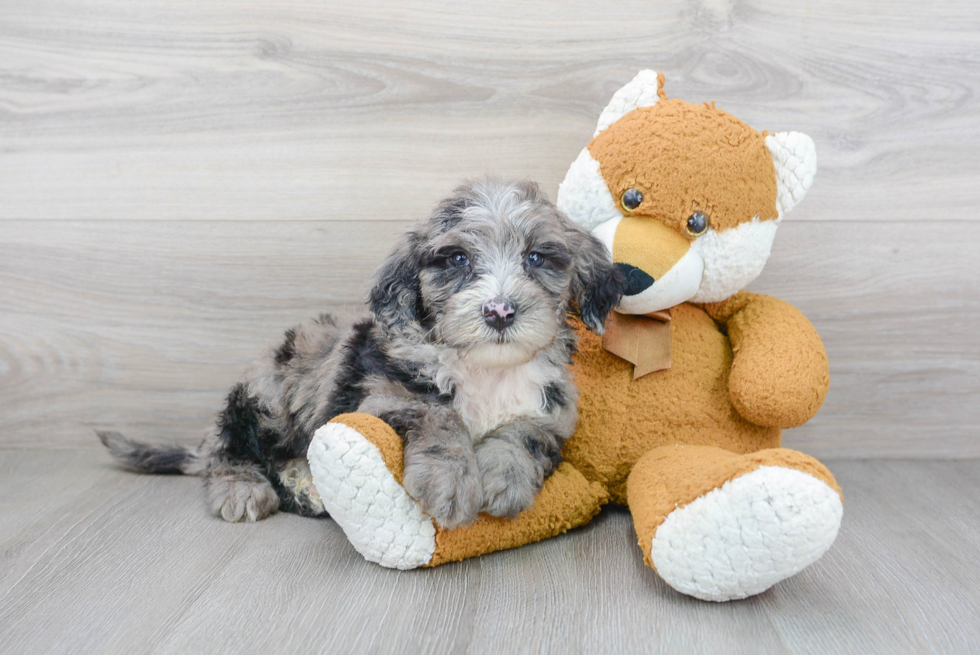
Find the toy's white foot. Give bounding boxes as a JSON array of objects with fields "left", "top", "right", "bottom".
[
  {"left": 650, "top": 466, "right": 843, "bottom": 602},
  {"left": 308, "top": 420, "right": 436, "bottom": 569}
]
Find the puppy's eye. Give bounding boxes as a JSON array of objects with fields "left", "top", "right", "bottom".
[
  {"left": 621, "top": 188, "right": 643, "bottom": 211},
  {"left": 525, "top": 252, "right": 545, "bottom": 268},
  {"left": 448, "top": 251, "right": 470, "bottom": 268},
  {"left": 686, "top": 212, "right": 709, "bottom": 236}
]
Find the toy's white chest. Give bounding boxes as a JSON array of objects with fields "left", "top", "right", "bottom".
[{"left": 446, "top": 359, "right": 550, "bottom": 439}]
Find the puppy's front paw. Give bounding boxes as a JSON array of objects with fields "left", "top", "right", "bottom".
[
  {"left": 403, "top": 445, "right": 483, "bottom": 528},
  {"left": 476, "top": 439, "right": 543, "bottom": 519}
]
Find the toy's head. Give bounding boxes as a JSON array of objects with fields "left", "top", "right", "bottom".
[{"left": 557, "top": 70, "right": 817, "bottom": 314}]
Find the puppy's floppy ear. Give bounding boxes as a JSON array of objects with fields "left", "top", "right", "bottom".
[
  {"left": 369, "top": 226, "right": 425, "bottom": 330},
  {"left": 565, "top": 218, "right": 626, "bottom": 334}
]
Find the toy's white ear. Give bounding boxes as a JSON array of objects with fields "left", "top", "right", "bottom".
[
  {"left": 594, "top": 70, "right": 663, "bottom": 137},
  {"left": 766, "top": 131, "right": 817, "bottom": 217}
]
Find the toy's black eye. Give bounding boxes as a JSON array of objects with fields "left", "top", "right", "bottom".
[
  {"left": 525, "top": 252, "right": 545, "bottom": 268},
  {"left": 448, "top": 251, "right": 470, "bottom": 268},
  {"left": 686, "top": 212, "right": 709, "bottom": 236},
  {"left": 621, "top": 188, "right": 643, "bottom": 211}
]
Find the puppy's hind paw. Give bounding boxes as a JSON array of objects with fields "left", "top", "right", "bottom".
[
  {"left": 278, "top": 458, "right": 328, "bottom": 517},
  {"left": 207, "top": 474, "right": 280, "bottom": 523}
]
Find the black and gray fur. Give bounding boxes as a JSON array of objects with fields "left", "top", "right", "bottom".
[{"left": 99, "top": 178, "right": 625, "bottom": 528}]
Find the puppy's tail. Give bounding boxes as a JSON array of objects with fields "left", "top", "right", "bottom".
[{"left": 96, "top": 431, "right": 206, "bottom": 475}]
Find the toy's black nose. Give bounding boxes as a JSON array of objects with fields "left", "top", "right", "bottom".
[
  {"left": 483, "top": 297, "right": 516, "bottom": 332},
  {"left": 616, "top": 263, "right": 655, "bottom": 296}
]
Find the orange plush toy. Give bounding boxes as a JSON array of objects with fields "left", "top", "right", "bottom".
[{"left": 308, "top": 71, "right": 843, "bottom": 602}]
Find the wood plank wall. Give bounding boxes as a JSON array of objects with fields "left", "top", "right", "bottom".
[{"left": 1, "top": 0, "right": 978, "bottom": 457}]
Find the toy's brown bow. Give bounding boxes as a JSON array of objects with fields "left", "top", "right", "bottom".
[{"left": 602, "top": 309, "right": 672, "bottom": 380}]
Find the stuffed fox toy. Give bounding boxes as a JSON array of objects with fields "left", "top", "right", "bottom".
[{"left": 308, "top": 71, "right": 843, "bottom": 602}]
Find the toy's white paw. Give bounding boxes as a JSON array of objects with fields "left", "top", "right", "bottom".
[
  {"left": 650, "top": 466, "right": 842, "bottom": 602},
  {"left": 308, "top": 422, "right": 436, "bottom": 569}
]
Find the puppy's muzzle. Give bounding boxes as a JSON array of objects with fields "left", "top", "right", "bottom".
[{"left": 483, "top": 296, "right": 516, "bottom": 332}]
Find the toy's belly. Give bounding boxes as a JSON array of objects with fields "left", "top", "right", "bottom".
[{"left": 564, "top": 304, "right": 779, "bottom": 501}]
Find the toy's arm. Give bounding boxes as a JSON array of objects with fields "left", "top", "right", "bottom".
[{"left": 696, "top": 291, "right": 829, "bottom": 429}]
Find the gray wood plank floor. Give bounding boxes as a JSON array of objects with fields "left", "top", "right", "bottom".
[{"left": 0, "top": 450, "right": 977, "bottom": 654}]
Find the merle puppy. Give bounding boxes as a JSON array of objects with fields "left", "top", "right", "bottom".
[{"left": 100, "top": 178, "right": 624, "bottom": 528}]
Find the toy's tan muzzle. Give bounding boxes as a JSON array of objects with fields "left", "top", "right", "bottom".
[
  {"left": 592, "top": 216, "right": 704, "bottom": 314},
  {"left": 614, "top": 217, "right": 690, "bottom": 286}
]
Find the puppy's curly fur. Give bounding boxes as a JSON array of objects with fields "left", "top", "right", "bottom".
[{"left": 99, "top": 178, "right": 625, "bottom": 527}]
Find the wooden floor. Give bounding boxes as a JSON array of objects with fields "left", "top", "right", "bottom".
[
  {"left": 0, "top": 451, "right": 977, "bottom": 654},
  {"left": 3, "top": 1, "right": 980, "bottom": 653}
]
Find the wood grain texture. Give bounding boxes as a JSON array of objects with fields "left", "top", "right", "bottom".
[
  {"left": 2, "top": 220, "right": 977, "bottom": 456},
  {"left": 2, "top": 3, "right": 977, "bottom": 652},
  {"left": 0, "top": 451, "right": 977, "bottom": 654},
  {"left": 1, "top": 2, "right": 978, "bottom": 455},
  {"left": 0, "top": 0, "right": 978, "bottom": 222}
]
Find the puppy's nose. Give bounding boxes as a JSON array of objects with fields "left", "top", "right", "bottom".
[
  {"left": 616, "top": 263, "right": 655, "bottom": 296},
  {"left": 483, "top": 297, "right": 516, "bottom": 332}
]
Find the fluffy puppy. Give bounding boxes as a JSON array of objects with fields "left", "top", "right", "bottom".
[{"left": 99, "top": 178, "right": 625, "bottom": 528}]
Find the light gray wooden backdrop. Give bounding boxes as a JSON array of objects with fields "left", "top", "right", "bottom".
[
  {"left": 1, "top": 0, "right": 978, "bottom": 457},
  {"left": 3, "top": 3, "right": 980, "bottom": 655}
]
